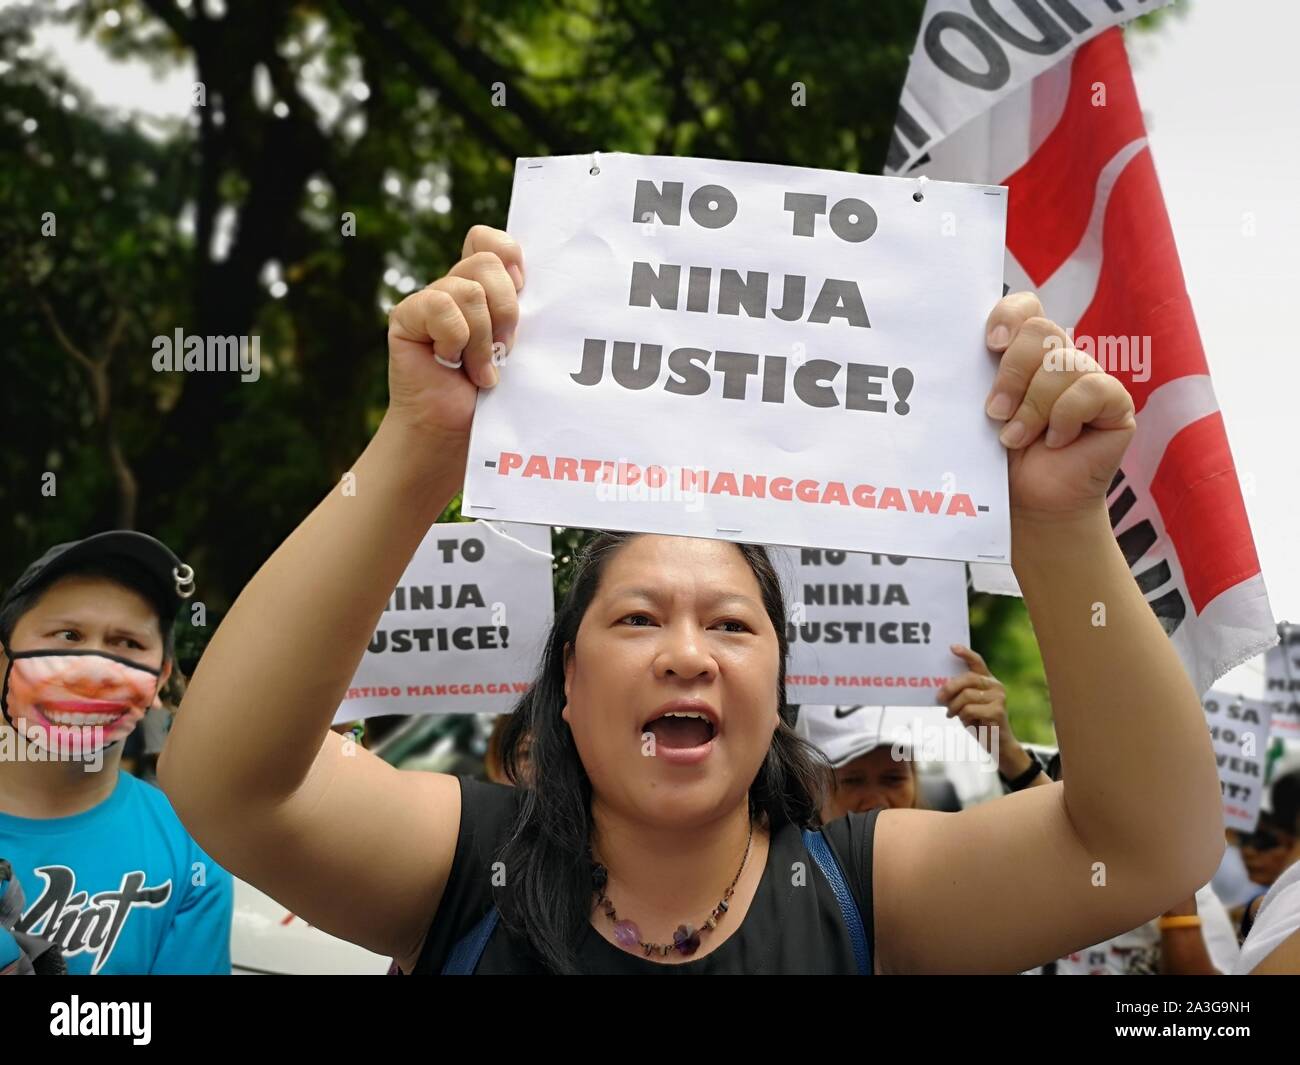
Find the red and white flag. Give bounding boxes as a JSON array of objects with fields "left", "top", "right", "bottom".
[{"left": 888, "top": 1, "right": 1276, "bottom": 695}]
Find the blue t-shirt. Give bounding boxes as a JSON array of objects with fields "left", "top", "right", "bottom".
[{"left": 0, "top": 770, "right": 232, "bottom": 974}]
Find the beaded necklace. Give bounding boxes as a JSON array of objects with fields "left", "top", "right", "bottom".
[{"left": 592, "top": 819, "right": 754, "bottom": 958}]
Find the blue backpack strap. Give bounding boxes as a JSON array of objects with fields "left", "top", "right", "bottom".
[
  {"left": 441, "top": 905, "right": 500, "bottom": 975},
  {"left": 803, "top": 828, "right": 871, "bottom": 975}
]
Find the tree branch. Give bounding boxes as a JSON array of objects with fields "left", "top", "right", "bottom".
[
  {"left": 33, "top": 293, "right": 138, "bottom": 526},
  {"left": 103, "top": 305, "right": 129, "bottom": 360},
  {"left": 35, "top": 294, "right": 97, "bottom": 376}
]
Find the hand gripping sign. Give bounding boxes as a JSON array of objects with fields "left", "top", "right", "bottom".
[{"left": 462, "top": 152, "right": 1010, "bottom": 564}]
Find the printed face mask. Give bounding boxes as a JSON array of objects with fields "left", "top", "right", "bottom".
[{"left": 1, "top": 648, "right": 161, "bottom": 756}]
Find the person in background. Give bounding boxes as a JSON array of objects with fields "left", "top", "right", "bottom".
[
  {"left": 1236, "top": 771, "right": 1300, "bottom": 939},
  {"left": 794, "top": 705, "right": 919, "bottom": 823},
  {"left": 1229, "top": 816, "right": 1282, "bottom": 939},
  {"left": 1023, "top": 750, "right": 1238, "bottom": 975},
  {"left": 798, "top": 647, "right": 1037, "bottom": 821},
  {"left": 1240, "top": 773, "right": 1300, "bottom": 891},
  {"left": 1212, "top": 830, "right": 1259, "bottom": 926},
  {"left": 0, "top": 532, "right": 233, "bottom": 975},
  {"left": 1233, "top": 770, "right": 1300, "bottom": 973}
]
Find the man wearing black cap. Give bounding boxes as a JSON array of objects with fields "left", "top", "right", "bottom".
[{"left": 0, "top": 532, "right": 232, "bottom": 974}]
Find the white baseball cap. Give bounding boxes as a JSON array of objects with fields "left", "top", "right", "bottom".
[{"left": 793, "top": 705, "right": 913, "bottom": 768}]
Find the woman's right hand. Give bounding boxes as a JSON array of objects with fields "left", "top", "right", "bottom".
[{"left": 386, "top": 225, "right": 524, "bottom": 447}]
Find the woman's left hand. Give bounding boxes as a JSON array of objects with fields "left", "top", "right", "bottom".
[{"left": 984, "top": 292, "right": 1136, "bottom": 522}]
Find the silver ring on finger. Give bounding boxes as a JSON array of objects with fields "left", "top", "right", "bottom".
[{"left": 434, "top": 353, "right": 464, "bottom": 370}]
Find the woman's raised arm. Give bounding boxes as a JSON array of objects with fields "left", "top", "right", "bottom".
[
  {"left": 874, "top": 292, "right": 1225, "bottom": 974},
  {"left": 159, "top": 227, "right": 523, "bottom": 969}
]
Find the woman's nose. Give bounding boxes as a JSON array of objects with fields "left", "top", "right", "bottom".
[{"left": 653, "top": 622, "right": 716, "bottom": 679}]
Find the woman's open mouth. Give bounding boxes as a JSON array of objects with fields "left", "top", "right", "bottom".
[{"left": 641, "top": 707, "right": 719, "bottom": 765}]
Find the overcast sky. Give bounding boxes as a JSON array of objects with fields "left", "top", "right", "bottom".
[{"left": 18, "top": 1, "right": 1297, "bottom": 693}]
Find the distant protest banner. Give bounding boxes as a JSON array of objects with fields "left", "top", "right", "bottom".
[
  {"left": 885, "top": 0, "right": 1176, "bottom": 175},
  {"left": 1264, "top": 622, "right": 1300, "bottom": 738},
  {"left": 1202, "top": 690, "right": 1272, "bottom": 833},
  {"left": 334, "top": 521, "right": 552, "bottom": 722},
  {"left": 462, "top": 152, "right": 1009, "bottom": 564},
  {"left": 772, "top": 546, "right": 969, "bottom": 706}
]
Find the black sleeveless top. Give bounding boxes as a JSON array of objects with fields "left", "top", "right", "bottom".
[{"left": 414, "top": 776, "right": 881, "bottom": 974}]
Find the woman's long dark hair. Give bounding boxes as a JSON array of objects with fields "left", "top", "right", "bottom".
[{"left": 495, "top": 531, "right": 829, "bottom": 973}]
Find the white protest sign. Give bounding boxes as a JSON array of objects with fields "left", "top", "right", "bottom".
[
  {"left": 1203, "top": 690, "right": 1273, "bottom": 834},
  {"left": 772, "top": 546, "right": 969, "bottom": 706},
  {"left": 461, "top": 152, "right": 1010, "bottom": 564},
  {"left": 334, "top": 521, "right": 552, "bottom": 722},
  {"left": 885, "top": 0, "right": 1175, "bottom": 174},
  {"left": 1264, "top": 623, "right": 1300, "bottom": 738}
]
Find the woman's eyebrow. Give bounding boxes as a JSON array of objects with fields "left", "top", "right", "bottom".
[
  {"left": 706, "top": 592, "right": 761, "bottom": 610},
  {"left": 608, "top": 586, "right": 657, "bottom": 601},
  {"left": 607, "top": 587, "right": 760, "bottom": 609}
]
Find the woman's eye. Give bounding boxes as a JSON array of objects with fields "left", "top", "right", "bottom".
[
  {"left": 713, "top": 619, "right": 749, "bottom": 633},
  {"left": 620, "top": 613, "right": 654, "bottom": 626},
  {"left": 113, "top": 637, "right": 144, "bottom": 650},
  {"left": 54, "top": 629, "right": 80, "bottom": 642}
]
